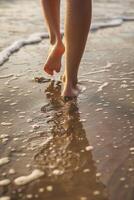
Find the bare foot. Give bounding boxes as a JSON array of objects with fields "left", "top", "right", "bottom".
[
  {"left": 61, "top": 83, "right": 79, "bottom": 100},
  {"left": 44, "top": 42, "right": 65, "bottom": 76}
]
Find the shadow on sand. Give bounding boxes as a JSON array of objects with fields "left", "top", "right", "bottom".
[{"left": 33, "top": 80, "right": 108, "bottom": 200}]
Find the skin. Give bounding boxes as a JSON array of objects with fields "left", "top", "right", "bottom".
[
  {"left": 41, "top": 0, "right": 65, "bottom": 75},
  {"left": 41, "top": 0, "right": 92, "bottom": 97}
]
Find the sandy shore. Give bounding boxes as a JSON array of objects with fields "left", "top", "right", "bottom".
[
  {"left": 0, "top": 1, "right": 134, "bottom": 200},
  {"left": 0, "top": 21, "right": 134, "bottom": 200}
]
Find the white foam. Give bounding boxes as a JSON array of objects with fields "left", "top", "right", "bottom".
[
  {"left": 99, "top": 18, "right": 123, "bottom": 28},
  {"left": 78, "top": 84, "right": 87, "bottom": 93},
  {"left": 97, "top": 82, "right": 109, "bottom": 92},
  {"left": 14, "top": 169, "right": 44, "bottom": 186},
  {"left": 0, "top": 30, "right": 64, "bottom": 67},
  {"left": 26, "top": 118, "right": 33, "bottom": 123},
  {"left": 0, "top": 134, "right": 9, "bottom": 139},
  {"left": 110, "top": 77, "right": 132, "bottom": 80},
  {"left": 0, "top": 157, "right": 10, "bottom": 167},
  {"left": 84, "top": 69, "right": 109, "bottom": 76},
  {"left": 0, "top": 14, "right": 132, "bottom": 69},
  {"left": 0, "top": 74, "right": 14, "bottom": 79},
  {"left": 102, "top": 62, "right": 114, "bottom": 69},
  {"left": 121, "top": 71, "right": 134, "bottom": 76},
  {"left": 1, "top": 122, "right": 13, "bottom": 126},
  {"left": 0, "top": 16, "right": 134, "bottom": 67},
  {"left": 0, "top": 14, "right": 134, "bottom": 68},
  {"left": 32, "top": 124, "right": 40, "bottom": 130},
  {"left": 120, "top": 84, "right": 128, "bottom": 88},
  {"left": 0, "top": 32, "right": 49, "bottom": 66},
  {"left": 91, "top": 17, "right": 134, "bottom": 32},
  {"left": 91, "top": 18, "right": 123, "bottom": 31},
  {"left": 80, "top": 79, "right": 101, "bottom": 83}
]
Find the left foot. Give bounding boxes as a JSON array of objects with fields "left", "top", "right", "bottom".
[{"left": 44, "top": 42, "right": 65, "bottom": 76}]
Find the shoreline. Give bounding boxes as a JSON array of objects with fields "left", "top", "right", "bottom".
[
  {"left": 0, "top": 21, "right": 134, "bottom": 200},
  {"left": 0, "top": 17, "right": 134, "bottom": 67}
]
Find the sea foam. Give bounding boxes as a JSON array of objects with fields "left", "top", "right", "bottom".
[
  {"left": 0, "top": 17, "right": 134, "bottom": 67},
  {"left": 0, "top": 32, "right": 49, "bottom": 66},
  {"left": 14, "top": 169, "right": 44, "bottom": 186}
]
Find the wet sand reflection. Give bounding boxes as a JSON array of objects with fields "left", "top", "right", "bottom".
[{"left": 33, "top": 81, "right": 108, "bottom": 200}]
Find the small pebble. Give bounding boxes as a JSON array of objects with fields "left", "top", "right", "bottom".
[
  {"left": 0, "top": 197, "right": 11, "bottom": 200},
  {"left": 95, "top": 108, "right": 103, "bottom": 111},
  {"left": 83, "top": 169, "right": 90, "bottom": 173},
  {"left": 93, "top": 190, "right": 101, "bottom": 196},
  {"left": 26, "top": 194, "right": 33, "bottom": 199},
  {"left": 128, "top": 168, "right": 134, "bottom": 172},
  {"left": 80, "top": 197, "right": 87, "bottom": 200},
  {"left": 129, "top": 147, "right": 134, "bottom": 151},
  {"left": 19, "top": 116, "right": 25, "bottom": 119},
  {"left": 8, "top": 168, "right": 15, "bottom": 175},
  {"left": 38, "top": 188, "right": 44, "bottom": 193},
  {"left": 3, "top": 111, "right": 9, "bottom": 114},
  {"left": 120, "top": 177, "right": 126, "bottom": 181},
  {"left": 85, "top": 146, "right": 94, "bottom": 151},
  {"left": 10, "top": 102, "right": 17, "bottom": 106},
  {"left": 96, "top": 173, "right": 102, "bottom": 177},
  {"left": 46, "top": 185, "right": 53, "bottom": 192},
  {"left": 52, "top": 169, "right": 64, "bottom": 175},
  {"left": 1, "top": 122, "right": 12, "bottom": 126},
  {"left": 0, "top": 179, "right": 11, "bottom": 186},
  {"left": 0, "top": 157, "right": 10, "bottom": 166},
  {"left": 0, "top": 134, "right": 9, "bottom": 139},
  {"left": 27, "top": 118, "right": 33, "bottom": 123}
]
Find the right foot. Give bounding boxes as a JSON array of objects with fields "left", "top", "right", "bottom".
[
  {"left": 44, "top": 42, "right": 65, "bottom": 76},
  {"left": 61, "top": 82, "right": 79, "bottom": 100}
]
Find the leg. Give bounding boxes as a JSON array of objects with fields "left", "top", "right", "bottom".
[
  {"left": 41, "top": 0, "right": 65, "bottom": 75},
  {"left": 62, "top": 0, "right": 92, "bottom": 97}
]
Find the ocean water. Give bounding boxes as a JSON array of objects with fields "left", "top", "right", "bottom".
[{"left": 0, "top": 0, "right": 134, "bottom": 66}]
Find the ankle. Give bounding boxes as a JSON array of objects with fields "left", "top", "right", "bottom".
[
  {"left": 56, "top": 40, "right": 65, "bottom": 50},
  {"left": 50, "top": 34, "right": 56, "bottom": 45},
  {"left": 51, "top": 33, "right": 64, "bottom": 46},
  {"left": 63, "top": 75, "right": 77, "bottom": 87},
  {"left": 64, "top": 80, "right": 73, "bottom": 89},
  {"left": 62, "top": 82, "right": 79, "bottom": 97}
]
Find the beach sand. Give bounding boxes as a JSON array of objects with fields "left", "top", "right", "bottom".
[{"left": 0, "top": 0, "right": 134, "bottom": 200}]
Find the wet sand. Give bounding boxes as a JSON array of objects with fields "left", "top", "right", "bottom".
[{"left": 0, "top": 1, "right": 134, "bottom": 200}]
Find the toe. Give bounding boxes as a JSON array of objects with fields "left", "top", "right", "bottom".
[
  {"left": 44, "top": 66, "right": 54, "bottom": 76},
  {"left": 55, "top": 67, "right": 60, "bottom": 73}
]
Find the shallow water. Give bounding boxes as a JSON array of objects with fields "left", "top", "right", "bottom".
[
  {"left": 0, "top": 0, "right": 134, "bottom": 200},
  {"left": 1, "top": 0, "right": 134, "bottom": 67},
  {"left": 0, "top": 0, "right": 134, "bottom": 66},
  {"left": 0, "top": 0, "right": 134, "bottom": 50}
]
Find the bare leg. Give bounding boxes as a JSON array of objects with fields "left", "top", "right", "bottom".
[
  {"left": 41, "top": 0, "right": 65, "bottom": 75},
  {"left": 62, "top": 0, "right": 92, "bottom": 97}
]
